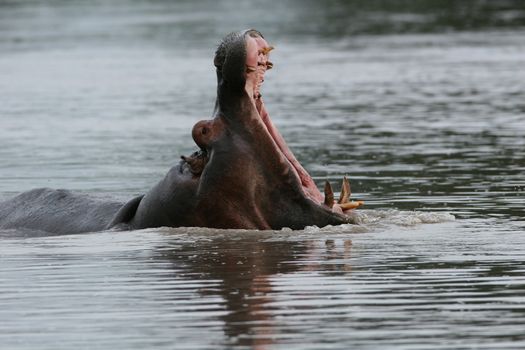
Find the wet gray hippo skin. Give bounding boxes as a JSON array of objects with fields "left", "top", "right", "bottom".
[{"left": 0, "top": 30, "right": 350, "bottom": 234}]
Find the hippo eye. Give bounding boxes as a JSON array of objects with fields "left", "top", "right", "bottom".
[{"left": 202, "top": 127, "right": 207, "bottom": 135}]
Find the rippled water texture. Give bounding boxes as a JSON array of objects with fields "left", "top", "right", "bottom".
[{"left": 1, "top": 1, "right": 524, "bottom": 349}]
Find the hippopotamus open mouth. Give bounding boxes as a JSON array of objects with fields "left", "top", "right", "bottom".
[
  {"left": 162, "top": 29, "right": 362, "bottom": 230},
  {"left": 192, "top": 30, "right": 323, "bottom": 203}
]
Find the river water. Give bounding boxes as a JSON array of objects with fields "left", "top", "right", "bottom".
[{"left": 1, "top": 1, "right": 524, "bottom": 349}]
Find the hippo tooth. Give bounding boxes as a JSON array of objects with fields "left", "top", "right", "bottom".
[
  {"left": 338, "top": 176, "right": 351, "bottom": 204},
  {"left": 339, "top": 201, "right": 364, "bottom": 210},
  {"left": 260, "top": 46, "right": 274, "bottom": 55},
  {"left": 324, "top": 181, "right": 334, "bottom": 208}
]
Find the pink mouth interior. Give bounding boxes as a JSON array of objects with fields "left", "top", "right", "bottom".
[{"left": 245, "top": 35, "right": 324, "bottom": 204}]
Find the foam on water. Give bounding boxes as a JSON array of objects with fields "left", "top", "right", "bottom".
[
  {"left": 300, "top": 210, "right": 455, "bottom": 235},
  {"left": 351, "top": 209, "right": 456, "bottom": 226}
]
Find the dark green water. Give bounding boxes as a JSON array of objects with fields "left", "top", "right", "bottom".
[{"left": 1, "top": 1, "right": 524, "bottom": 349}]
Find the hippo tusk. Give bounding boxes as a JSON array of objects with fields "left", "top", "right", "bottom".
[
  {"left": 324, "top": 181, "right": 334, "bottom": 208},
  {"left": 338, "top": 176, "right": 351, "bottom": 204},
  {"left": 339, "top": 201, "right": 364, "bottom": 210}
]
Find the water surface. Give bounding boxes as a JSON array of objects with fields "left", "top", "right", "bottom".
[{"left": 0, "top": 1, "right": 524, "bottom": 349}]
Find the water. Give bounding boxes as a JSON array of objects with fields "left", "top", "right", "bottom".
[{"left": 1, "top": 1, "right": 524, "bottom": 349}]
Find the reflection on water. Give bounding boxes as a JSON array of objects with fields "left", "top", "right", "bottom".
[
  {"left": 1, "top": 224, "right": 525, "bottom": 349},
  {"left": 158, "top": 235, "right": 312, "bottom": 348},
  {"left": 1, "top": 0, "right": 525, "bottom": 349}
]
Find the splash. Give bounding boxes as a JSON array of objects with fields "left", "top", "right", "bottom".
[
  {"left": 352, "top": 209, "right": 455, "bottom": 226},
  {"left": 302, "top": 209, "right": 455, "bottom": 233}
]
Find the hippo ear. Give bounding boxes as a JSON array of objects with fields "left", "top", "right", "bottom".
[
  {"left": 107, "top": 195, "right": 144, "bottom": 229},
  {"left": 215, "top": 31, "right": 247, "bottom": 95}
]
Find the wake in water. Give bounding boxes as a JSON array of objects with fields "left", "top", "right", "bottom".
[
  {"left": 350, "top": 209, "right": 455, "bottom": 226},
  {"left": 0, "top": 209, "right": 455, "bottom": 239},
  {"left": 301, "top": 209, "right": 456, "bottom": 234},
  {"left": 153, "top": 209, "right": 456, "bottom": 236}
]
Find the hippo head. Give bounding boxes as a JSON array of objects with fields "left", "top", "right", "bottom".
[{"left": 180, "top": 29, "right": 349, "bottom": 230}]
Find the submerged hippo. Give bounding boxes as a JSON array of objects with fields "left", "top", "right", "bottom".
[{"left": 0, "top": 29, "right": 362, "bottom": 235}]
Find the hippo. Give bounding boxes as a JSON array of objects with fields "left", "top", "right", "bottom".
[{"left": 0, "top": 29, "right": 362, "bottom": 235}]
